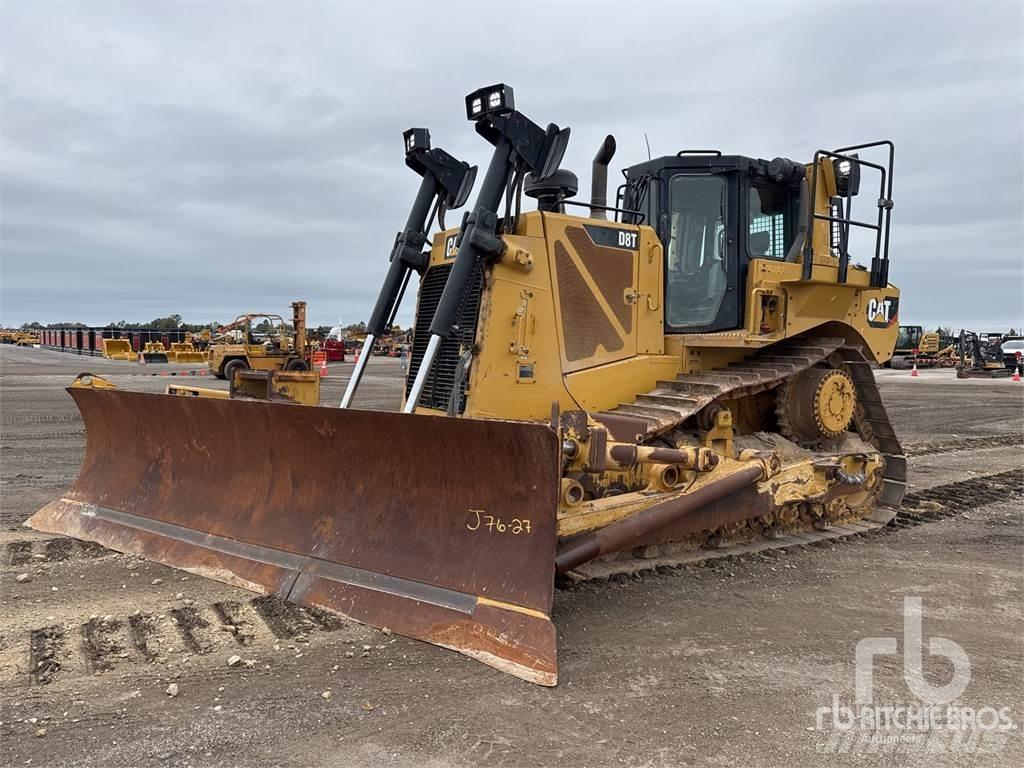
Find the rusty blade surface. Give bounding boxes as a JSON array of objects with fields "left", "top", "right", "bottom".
[{"left": 29, "top": 387, "right": 561, "bottom": 685}]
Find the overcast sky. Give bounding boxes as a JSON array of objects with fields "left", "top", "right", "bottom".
[{"left": 1, "top": 0, "right": 1022, "bottom": 331}]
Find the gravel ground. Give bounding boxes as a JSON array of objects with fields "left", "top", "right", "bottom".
[{"left": 1, "top": 346, "right": 1021, "bottom": 767}]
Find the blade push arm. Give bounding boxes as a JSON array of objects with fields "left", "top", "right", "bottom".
[
  {"left": 403, "top": 84, "right": 570, "bottom": 414},
  {"left": 340, "top": 130, "right": 476, "bottom": 408}
]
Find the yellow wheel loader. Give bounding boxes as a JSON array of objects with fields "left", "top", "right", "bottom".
[
  {"left": 167, "top": 339, "right": 208, "bottom": 364},
  {"left": 207, "top": 301, "right": 310, "bottom": 380},
  {"left": 31, "top": 85, "right": 904, "bottom": 686},
  {"left": 101, "top": 338, "right": 137, "bottom": 361},
  {"left": 141, "top": 341, "right": 170, "bottom": 363}
]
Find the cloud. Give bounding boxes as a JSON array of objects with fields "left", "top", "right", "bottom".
[{"left": 1, "top": 0, "right": 1021, "bottom": 331}]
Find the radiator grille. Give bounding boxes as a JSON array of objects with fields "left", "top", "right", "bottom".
[{"left": 406, "top": 262, "right": 484, "bottom": 412}]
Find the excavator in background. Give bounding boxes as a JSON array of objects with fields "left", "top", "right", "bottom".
[
  {"left": 31, "top": 85, "right": 904, "bottom": 686},
  {"left": 957, "top": 330, "right": 1011, "bottom": 378},
  {"left": 888, "top": 324, "right": 939, "bottom": 369},
  {"left": 207, "top": 301, "right": 310, "bottom": 380}
]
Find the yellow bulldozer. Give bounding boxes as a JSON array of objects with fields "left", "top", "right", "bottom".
[
  {"left": 207, "top": 302, "right": 310, "bottom": 380},
  {"left": 30, "top": 85, "right": 904, "bottom": 686}
]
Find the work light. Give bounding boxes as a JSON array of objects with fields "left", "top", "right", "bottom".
[
  {"left": 403, "top": 128, "right": 430, "bottom": 155},
  {"left": 465, "top": 84, "right": 515, "bottom": 120},
  {"left": 833, "top": 152, "right": 861, "bottom": 197}
]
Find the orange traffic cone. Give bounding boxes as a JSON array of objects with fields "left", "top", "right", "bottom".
[
  {"left": 319, "top": 357, "right": 328, "bottom": 378},
  {"left": 1013, "top": 366, "right": 1021, "bottom": 382},
  {"left": 910, "top": 363, "right": 919, "bottom": 377}
]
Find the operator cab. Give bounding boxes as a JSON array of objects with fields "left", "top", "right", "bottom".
[
  {"left": 619, "top": 151, "right": 805, "bottom": 334},
  {"left": 896, "top": 325, "right": 923, "bottom": 351}
]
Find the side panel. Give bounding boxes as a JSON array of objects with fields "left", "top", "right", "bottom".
[
  {"left": 748, "top": 259, "right": 900, "bottom": 362},
  {"left": 460, "top": 213, "right": 675, "bottom": 421}
]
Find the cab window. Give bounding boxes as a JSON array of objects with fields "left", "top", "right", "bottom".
[
  {"left": 665, "top": 175, "right": 728, "bottom": 328},
  {"left": 748, "top": 185, "right": 794, "bottom": 259}
]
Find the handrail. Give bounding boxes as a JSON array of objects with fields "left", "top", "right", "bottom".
[{"left": 800, "top": 141, "right": 894, "bottom": 288}]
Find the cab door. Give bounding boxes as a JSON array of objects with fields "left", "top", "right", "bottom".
[{"left": 661, "top": 171, "right": 742, "bottom": 334}]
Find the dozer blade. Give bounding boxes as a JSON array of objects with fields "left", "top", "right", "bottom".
[{"left": 29, "top": 387, "right": 561, "bottom": 685}]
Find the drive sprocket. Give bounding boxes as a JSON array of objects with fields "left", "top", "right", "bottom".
[{"left": 776, "top": 365, "right": 856, "bottom": 446}]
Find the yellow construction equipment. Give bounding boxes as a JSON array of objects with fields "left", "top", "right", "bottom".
[
  {"left": 165, "top": 370, "right": 319, "bottom": 404},
  {"left": 167, "top": 342, "right": 207, "bottom": 364},
  {"left": 207, "top": 302, "right": 310, "bottom": 380},
  {"left": 165, "top": 383, "right": 230, "bottom": 399},
  {"left": 889, "top": 325, "right": 940, "bottom": 369},
  {"left": 31, "top": 85, "right": 905, "bottom": 686},
  {"left": 141, "top": 341, "right": 169, "bottom": 363},
  {"left": 101, "top": 338, "right": 137, "bottom": 361},
  {"left": 956, "top": 330, "right": 1012, "bottom": 378},
  {"left": 1, "top": 329, "right": 41, "bottom": 346}
]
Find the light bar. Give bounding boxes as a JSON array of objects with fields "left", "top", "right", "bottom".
[{"left": 465, "top": 83, "right": 515, "bottom": 121}]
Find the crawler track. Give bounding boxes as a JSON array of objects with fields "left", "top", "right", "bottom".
[
  {"left": 598, "top": 336, "right": 907, "bottom": 507},
  {"left": 562, "top": 468, "right": 1022, "bottom": 583},
  {"left": 571, "top": 337, "right": 908, "bottom": 582}
]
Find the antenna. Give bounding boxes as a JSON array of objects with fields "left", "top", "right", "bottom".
[{"left": 644, "top": 132, "right": 651, "bottom": 160}]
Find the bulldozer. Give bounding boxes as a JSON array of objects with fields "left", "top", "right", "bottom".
[
  {"left": 207, "top": 302, "right": 310, "bottom": 380},
  {"left": 30, "top": 85, "right": 904, "bottom": 686}
]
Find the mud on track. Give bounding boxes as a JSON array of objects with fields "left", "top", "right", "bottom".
[{"left": 1, "top": 346, "right": 1021, "bottom": 767}]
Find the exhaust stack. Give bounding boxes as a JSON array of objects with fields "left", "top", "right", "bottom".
[{"left": 590, "top": 135, "right": 617, "bottom": 219}]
